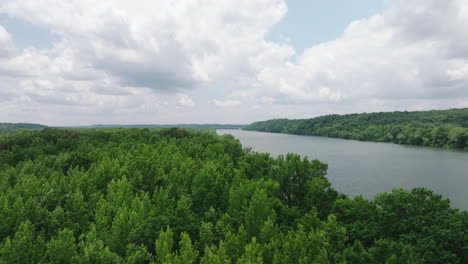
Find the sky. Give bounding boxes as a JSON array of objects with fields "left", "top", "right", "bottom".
[{"left": 0, "top": 0, "right": 467, "bottom": 126}]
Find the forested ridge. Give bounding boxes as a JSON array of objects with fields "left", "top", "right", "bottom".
[
  {"left": 0, "top": 128, "right": 466, "bottom": 263},
  {"left": 244, "top": 108, "right": 468, "bottom": 149},
  {"left": 0, "top": 123, "right": 48, "bottom": 134},
  {"left": 67, "top": 124, "right": 243, "bottom": 129}
]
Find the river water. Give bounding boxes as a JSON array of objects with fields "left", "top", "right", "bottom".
[{"left": 217, "top": 129, "right": 468, "bottom": 210}]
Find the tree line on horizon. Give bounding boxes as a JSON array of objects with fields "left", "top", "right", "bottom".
[
  {"left": 244, "top": 108, "right": 468, "bottom": 149},
  {"left": 0, "top": 128, "right": 466, "bottom": 263},
  {"left": 0, "top": 123, "right": 47, "bottom": 135},
  {"left": 0, "top": 123, "right": 243, "bottom": 134}
]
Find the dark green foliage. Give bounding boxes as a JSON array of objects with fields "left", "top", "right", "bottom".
[
  {"left": 0, "top": 128, "right": 466, "bottom": 263},
  {"left": 373, "top": 189, "right": 466, "bottom": 264},
  {"left": 244, "top": 108, "right": 468, "bottom": 149}
]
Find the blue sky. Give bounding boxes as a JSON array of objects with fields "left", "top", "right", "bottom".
[
  {"left": 268, "top": 0, "right": 387, "bottom": 53},
  {"left": 0, "top": 14, "right": 55, "bottom": 50},
  {"left": 0, "top": 0, "right": 467, "bottom": 125}
]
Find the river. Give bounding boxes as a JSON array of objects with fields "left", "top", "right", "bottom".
[{"left": 217, "top": 129, "right": 468, "bottom": 210}]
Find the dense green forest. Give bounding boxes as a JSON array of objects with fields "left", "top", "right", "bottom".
[
  {"left": 244, "top": 108, "right": 468, "bottom": 149},
  {"left": 0, "top": 123, "right": 48, "bottom": 134},
  {"left": 0, "top": 128, "right": 466, "bottom": 263}
]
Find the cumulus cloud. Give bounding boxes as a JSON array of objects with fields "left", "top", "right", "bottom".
[
  {"left": 0, "top": 0, "right": 467, "bottom": 125},
  {"left": 176, "top": 94, "right": 195, "bottom": 108},
  {"left": 0, "top": 0, "right": 298, "bottom": 124},
  {"left": 249, "top": 0, "right": 468, "bottom": 107},
  {"left": 0, "top": 0, "right": 294, "bottom": 124},
  {"left": 0, "top": 25, "right": 15, "bottom": 57},
  {"left": 210, "top": 99, "right": 242, "bottom": 108},
  {"left": 0, "top": 27, "right": 163, "bottom": 124},
  {"left": 0, "top": 0, "right": 291, "bottom": 90}
]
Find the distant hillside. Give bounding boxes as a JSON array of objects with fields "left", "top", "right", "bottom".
[
  {"left": 244, "top": 108, "right": 468, "bottom": 149},
  {"left": 67, "top": 124, "right": 244, "bottom": 129},
  {"left": 0, "top": 123, "right": 48, "bottom": 134},
  {"left": 1, "top": 123, "right": 243, "bottom": 133}
]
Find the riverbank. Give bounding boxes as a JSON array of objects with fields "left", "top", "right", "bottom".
[{"left": 243, "top": 108, "right": 468, "bottom": 150}]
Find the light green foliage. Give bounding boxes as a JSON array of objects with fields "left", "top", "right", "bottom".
[
  {"left": 77, "top": 225, "right": 122, "bottom": 264},
  {"left": 125, "top": 244, "right": 152, "bottom": 264},
  {"left": 176, "top": 232, "right": 198, "bottom": 264},
  {"left": 338, "top": 239, "right": 423, "bottom": 264},
  {"left": 0, "top": 128, "right": 465, "bottom": 263},
  {"left": 244, "top": 189, "right": 276, "bottom": 238},
  {"left": 237, "top": 238, "right": 263, "bottom": 264},
  {"left": 155, "top": 226, "right": 174, "bottom": 263},
  {"left": 155, "top": 228, "right": 198, "bottom": 264},
  {"left": 46, "top": 228, "right": 77, "bottom": 264},
  {"left": 198, "top": 221, "right": 216, "bottom": 251},
  {"left": 200, "top": 241, "right": 230, "bottom": 264},
  {"left": 0, "top": 220, "right": 45, "bottom": 264}
]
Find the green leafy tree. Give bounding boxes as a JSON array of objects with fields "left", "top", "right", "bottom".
[
  {"left": 200, "top": 241, "right": 230, "bottom": 264},
  {"left": 175, "top": 232, "right": 198, "bottom": 264},
  {"left": 237, "top": 238, "right": 263, "bottom": 264},
  {"left": 155, "top": 226, "right": 174, "bottom": 264},
  {"left": 46, "top": 228, "right": 77, "bottom": 264},
  {"left": 0, "top": 221, "right": 45, "bottom": 264}
]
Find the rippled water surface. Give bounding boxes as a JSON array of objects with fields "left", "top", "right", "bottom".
[{"left": 217, "top": 129, "right": 468, "bottom": 210}]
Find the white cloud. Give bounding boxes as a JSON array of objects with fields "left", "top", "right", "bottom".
[
  {"left": 210, "top": 99, "right": 242, "bottom": 108},
  {"left": 0, "top": 25, "right": 15, "bottom": 57},
  {"left": 0, "top": 0, "right": 467, "bottom": 125},
  {"left": 176, "top": 94, "right": 195, "bottom": 108},
  {"left": 0, "top": 0, "right": 293, "bottom": 124},
  {"left": 0, "top": 0, "right": 295, "bottom": 124},
  {"left": 0, "top": 0, "right": 291, "bottom": 90},
  {"left": 447, "top": 61, "right": 468, "bottom": 81},
  {"left": 249, "top": 0, "right": 468, "bottom": 107}
]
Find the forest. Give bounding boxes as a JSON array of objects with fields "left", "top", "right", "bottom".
[
  {"left": 0, "top": 123, "right": 242, "bottom": 133},
  {"left": 0, "top": 128, "right": 466, "bottom": 263},
  {"left": 66, "top": 124, "right": 244, "bottom": 129},
  {"left": 0, "top": 123, "right": 47, "bottom": 135},
  {"left": 244, "top": 108, "right": 468, "bottom": 149}
]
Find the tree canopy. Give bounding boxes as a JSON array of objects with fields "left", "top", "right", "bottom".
[
  {"left": 0, "top": 128, "right": 466, "bottom": 263},
  {"left": 244, "top": 108, "right": 468, "bottom": 149},
  {"left": 0, "top": 123, "right": 47, "bottom": 135}
]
